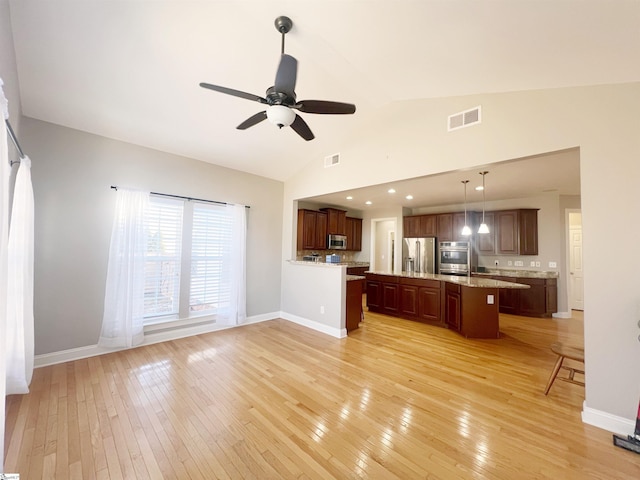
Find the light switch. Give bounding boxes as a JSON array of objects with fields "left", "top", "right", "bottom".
[
  {"left": 549, "top": 261, "right": 557, "bottom": 268},
  {"left": 487, "top": 294, "right": 494, "bottom": 304}
]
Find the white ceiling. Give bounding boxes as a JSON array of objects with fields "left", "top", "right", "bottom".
[{"left": 7, "top": 1, "right": 640, "bottom": 190}]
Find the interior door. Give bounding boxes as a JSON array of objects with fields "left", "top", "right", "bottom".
[{"left": 569, "top": 223, "right": 584, "bottom": 310}]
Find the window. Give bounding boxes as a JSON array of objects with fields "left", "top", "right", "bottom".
[
  {"left": 143, "top": 197, "right": 239, "bottom": 325},
  {"left": 189, "top": 203, "right": 232, "bottom": 315},
  {"left": 144, "top": 197, "right": 183, "bottom": 318}
]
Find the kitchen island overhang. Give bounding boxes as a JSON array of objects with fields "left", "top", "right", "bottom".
[{"left": 365, "top": 271, "right": 530, "bottom": 339}]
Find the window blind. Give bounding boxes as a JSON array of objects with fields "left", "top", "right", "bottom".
[
  {"left": 144, "top": 197, "right": 183, "bottom": 317},
  {"left": 189, "top": 203, "right": 232, "bottom": 314}
]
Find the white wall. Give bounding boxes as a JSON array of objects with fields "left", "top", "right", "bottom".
[
  {"left": 20, "top": 117, "right": 284, "bottom": 355},
  {"left": 281, "top": 83, "right": 640, "bottom": 430}
]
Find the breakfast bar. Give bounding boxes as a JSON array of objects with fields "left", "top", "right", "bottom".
[{"left": 365, "top": 271, "right": 529, "bottom": 338}]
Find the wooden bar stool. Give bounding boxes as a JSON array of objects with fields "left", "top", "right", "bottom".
[{"left": 544, "top": 342, "right": 585, "bottom": 395}]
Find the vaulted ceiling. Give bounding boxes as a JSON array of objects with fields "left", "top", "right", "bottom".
[{"left": 7, "top": 1, "right": 640, "bottom": 199}]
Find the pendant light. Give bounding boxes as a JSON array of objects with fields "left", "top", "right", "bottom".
[
  {"left": 461, "top": 180, "right": 472, "bottom": 236},
  {"left": 478, "top": 171, "right": 490, "bottom": 234}
]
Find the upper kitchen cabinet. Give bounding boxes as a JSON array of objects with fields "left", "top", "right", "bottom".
[
  {"left": 478, "top": 209, "right": 538, "bottom": 255},
  {"left": 477, "top": 212, "right": 495, "bottom": 253},
  {"left": 345, "top": 217, "right": 363, "bottom": 251},
  {"left": 495, "top": 209, "right": 539, "bottom": 255},
  {"left": 320, "top": 208, "right": 347, "bottom": 235},
  {"left": 453, "top": 211, "right": 475, "bottom": 242},
  {"left": 297, "top": 209, "right": 327, "bottom": 250},
  {"left": 436, "top": 213, "right": 453, "bottom": 242},
  {"left": 403, "top": 214, "right": 436, "bottom": 237}
]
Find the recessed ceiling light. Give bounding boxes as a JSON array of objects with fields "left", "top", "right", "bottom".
[
  {"left": 388, "top": 188, "right": 396, "bottom": 194},
  {"left": 475, "top": 186, "right": 484, "bottom": 191},
  {"left": 405, "top": 195, "right": 413, "bottom": 200},
  {"left": 346, "top": 196, "right": 353, "bottom": 200},
  {"left": 365, "top": 201, "right": 372, "bottom": 205}
]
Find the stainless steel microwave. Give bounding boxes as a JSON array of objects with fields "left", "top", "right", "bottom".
[{"left": 327, "top": 234, "right": 347, "bottom": 250}]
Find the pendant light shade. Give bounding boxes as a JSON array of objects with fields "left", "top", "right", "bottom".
[
  {"left": 461, "top": 180, "right": 472, "bottom": 236},
  {"left": 478, "top": 171, "right": 489, "bottom": 234}
]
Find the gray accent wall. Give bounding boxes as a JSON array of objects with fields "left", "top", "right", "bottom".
[{"left": 20, "top": 117, "right": 283, "bottom": 355}]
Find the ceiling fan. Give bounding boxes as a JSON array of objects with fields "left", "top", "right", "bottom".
[{"left": 199, "top": 16, "right": 356, "bottom": 141}]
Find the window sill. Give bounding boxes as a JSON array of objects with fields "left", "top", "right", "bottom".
[{"left": 144, "top": 314, "right": 216, "bottom": 333}]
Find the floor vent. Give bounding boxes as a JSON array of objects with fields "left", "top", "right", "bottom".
[
  {"left": 448, "top": 105, "right": 482, "bottom": 131},
  {"left": 324, "top": 153, "right": 340, "bottom": 168}
]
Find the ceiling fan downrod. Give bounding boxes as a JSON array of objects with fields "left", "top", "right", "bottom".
[{"left": 274, "top": 16, "right": 293, "bottom": 55}]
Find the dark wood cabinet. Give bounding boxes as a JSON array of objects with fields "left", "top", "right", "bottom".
[
  {"left": 297, "top": 209, "right": 327, "bottom": 250},
  {"left": 471, "top": 273, "right": 557, "bottom": 317},
  {"left": 404, "top": 214, "right": 437, "bottom": 237},
  {"left": 400, "top": 284, "right": 419, "bottom": 318},
  {"left": 347, "top": 266, "right": 369, "bottom": 276},
  {"left": 418, "top": 285, "right": 441, "bottom": 323},
  {"left": 495, "top": 275, "right": 519, "bottom": 314},
  {"left": 517, "top": 277, "right": 556, "bottom": 317},
  {"left": 437, "top": 213, "right": 454, "bottom": 242},
  {"left": 495, "top": 210, "right": 519, "bottom": 255},
  {"left": 420, "top": 215, "right": 437, "bottom": 237},
  {"left": 518, "top": 209, "right": 539, "bottom": 255},
  {"left": 382, "top": 283, "right": 400, "bottom": 315},
  {"left": 445, "top": 283, "right": 461, "bottom": 331},
  {"left": 452, "top": 212, "right": 473, "bottom": 242},
  {"left": 321, "top": 208, "right": 347, "bottom": 235},
  {"left": 366, "top": 280, "right": 381, "bottom": 309},
  {"left": 403, "top": 215, "right": 421, "bottom": 237},
  {"left": 345, "top": 217, "right": 363, "bottom": 251},
  {"left": 475, "top": 209, "right": 538, "bottom": 256},
  {"left": 346, "top": 278, "right": 364, "bottom": 332},
  {"left": 477, "top": 212, "right": 496, "bottom": 254}
]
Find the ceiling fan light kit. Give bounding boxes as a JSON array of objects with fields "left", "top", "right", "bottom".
[
  {"left": 267, "top": 105, "right": 295, "bottom": 128},
  {"left": 199, "top": 15, "right": 356, "bottom": 141}
]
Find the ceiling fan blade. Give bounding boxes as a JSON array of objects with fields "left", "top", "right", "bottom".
[
  {"left": 295, "top": 100, "right": 356, "bottom": 115},
  {"left": 199, "top": 83, "right": 267, "bottom": 104},
  {"left": 237, "top": 111, "right": 268, "bottom": 130},
  {"left": 290, "top": 114, "right": 314, "bottom": 141},
  {"left": 274, "top": 54, "right": 298, "bottom": 97}
]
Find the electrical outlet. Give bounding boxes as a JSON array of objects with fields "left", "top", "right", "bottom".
[
  {"left": 487, "top": 294, "right": 494, "bottom": 305},
  {"left": 530, "top": 261, "right": 536, "bottom": 267},
  {"left": 320, "top": 306, "right": 325, "bottom": 314},
  {"left": 508, "top": 261, "right": 513, "bottom": 266},
  {"left": 535, "top": 261, "right": 541, "bottom": 267},
  {"left": 549, "top": 261, "right": 557, "bottom": 268}
]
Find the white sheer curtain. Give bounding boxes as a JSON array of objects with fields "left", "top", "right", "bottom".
[
  {"left": 217, "top": 203, "right": 247, "bottom": 326},
  {"left": 6, "top": 155, "right": 34, "bottom": 394},
  {"left": 1, "top": 77, "right": 12, "bottom": 473},
  {"left": 98, "top": 188, "right": 149, "bottom": 348}
]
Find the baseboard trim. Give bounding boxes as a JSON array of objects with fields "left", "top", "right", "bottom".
[
  {"left": 582, "top": 401, "right": 636, "bottom": 436},
  {"left": 279, "top": 311, "right": 346, "bottom": 339},
  {"left": 552, "top": 311, "right": 572, "bottom": 319},
  {"left": 34, "top": 312, "right": 279, "bottom": 368}
]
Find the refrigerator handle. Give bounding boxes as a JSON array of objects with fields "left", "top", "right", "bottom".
[{"left": 415, "top": 240, "right": 421, "bottom": 272}]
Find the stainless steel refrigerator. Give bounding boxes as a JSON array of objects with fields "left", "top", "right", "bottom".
[{"left": 402, "top": 237, "right": 437, "bottom": 274}]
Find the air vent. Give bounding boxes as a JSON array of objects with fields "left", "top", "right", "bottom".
[
  {"left": 448, "top": 105, "right": 482, "bottom": 132},
  {"left": 324, "top": 153, "right": 340, "bottom": 168}
]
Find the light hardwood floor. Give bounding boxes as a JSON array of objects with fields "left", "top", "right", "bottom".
[{"left": 5, "top": 308, "right": 639, "bottom": 479}]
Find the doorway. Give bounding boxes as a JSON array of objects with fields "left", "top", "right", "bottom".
[
  {"left": 370, "top": 218, "right": 397, "bottom": 273},
  {"left": 567, "top": 210, "right": 584, "bottom": 311}
]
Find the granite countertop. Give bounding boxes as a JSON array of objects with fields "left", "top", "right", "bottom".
[
  {"left": 289, "top": 259, "right": 370, "bottom": 267},
  {"left": 366, "top": 270, "right": 530, "bottom": 289},
  {"left": 473, "top": 268, "right": 558, "bottom": 279},
  {"left": 346, "top": 275, "right": 366, "bottom": 281}
]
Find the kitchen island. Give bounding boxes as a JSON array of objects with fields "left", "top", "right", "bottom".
[{"left": 365, "top": 271, "right": 529, "bottom": 338}]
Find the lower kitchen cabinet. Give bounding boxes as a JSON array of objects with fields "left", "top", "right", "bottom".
[
  {"left": 346, "top": 278, "right": 364, "bottom": 332},
  {"left": 472, "top": 274, "right": 557, "bottom": 317},
  {"left": 445, "top": 283, "right": 461, "bottom": 331},
  {"left": 366, "top": 273, "right": 503, "bottom": 338}
]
